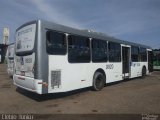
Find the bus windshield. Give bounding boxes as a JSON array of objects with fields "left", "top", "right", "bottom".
[{"left": 15, "top": 24, "right": 36, "bottom": 53}]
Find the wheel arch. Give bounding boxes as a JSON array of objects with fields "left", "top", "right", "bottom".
[
  {"left": 142, "top": 65, "right": 147, "bottom": 72},
  {"left": 141, "top": 65, "right": 147, "bottom": 77},
  {"left": 93, "top": 68, "right": 106, "bottom": 83}
]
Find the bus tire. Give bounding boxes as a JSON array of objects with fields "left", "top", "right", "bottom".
[
  {"left": 141, "top": 66, "right": 146, "bottom": 78},
  {"left": 92, "top": 72, "right": 105, "bottom": 91}
]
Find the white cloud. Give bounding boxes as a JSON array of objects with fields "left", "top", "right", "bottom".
[{"left": 31, "top": 0, "right": 82, "bottom": 29}]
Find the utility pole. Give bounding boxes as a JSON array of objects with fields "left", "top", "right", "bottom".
[{"left": 3, "top": 27, "right": 9, "bottom": 45}]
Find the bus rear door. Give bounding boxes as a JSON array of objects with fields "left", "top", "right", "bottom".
[{"left": 122, "top": 45, "right": 131, "bottom": 79}]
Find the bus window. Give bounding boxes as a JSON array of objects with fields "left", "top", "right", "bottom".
[
  {"left": 139, "top": 47, "right": 147, "bottom": 62},
  {"left": 131, "top": 46, "right": 139, "bottom": 62},
  {"left": 16, "top": 24, "right": 36, "bottom": 53},
  {"left": 46, "top": 30, "right": 66, "bottom": 55},
  {"left": 92, "top": 39, "right": 107, "bottom": 62},
  {"left": 108, "top": 42, "right": 121, "bottom": 62},
  {"left": 68, "top": 35, "right": 90, "bottom": 63}
]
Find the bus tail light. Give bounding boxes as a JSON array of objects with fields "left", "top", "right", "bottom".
[
  {"left": 38, "top": 82, "right": 48, "bottom": 87},
  {"left": 18, "top": 77, "right": 25, "bottom": 80}
]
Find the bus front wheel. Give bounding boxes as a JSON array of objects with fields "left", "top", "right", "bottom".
[{"left": 92, "top": 72, "right": 105, "bottom": 91}]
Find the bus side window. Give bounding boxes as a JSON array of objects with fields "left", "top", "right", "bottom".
[
  {"left": 92, "top": 39, "right": 108, "bottom": 62},
  {"left": 108, "top": 42, "right": 121, "bottom": 62},
  {"left": 68, "top": 35, "right": 90, "bottom": 63},
  {"left": 139, "top": 47, "right": 147, "bottom": 62},
  {"left": 131, "top": 46, "right": 139, "bottom": 62},
  {"left": 46, "top": 30, "right": 66, "bottom": 55}
]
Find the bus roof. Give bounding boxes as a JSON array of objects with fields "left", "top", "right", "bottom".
[{"left": 17, "top": 19, "right": 152, "bottom": 49}]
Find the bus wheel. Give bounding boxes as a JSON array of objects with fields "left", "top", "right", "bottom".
[
  {"left": 92, "top": 72, "right": 105, "bottom": 91},
  {"left": 141, "top": 66, "right": 146, "bottom": 78}
]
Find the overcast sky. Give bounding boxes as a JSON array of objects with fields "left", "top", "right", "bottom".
[{"left": 0, "top": 0, "right": 160, "bottom": 48}]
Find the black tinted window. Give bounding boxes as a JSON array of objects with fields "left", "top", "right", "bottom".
[
  {"left": 139, "top": 48, "right": 147, "bottom": 62},
  {"left": 131, "top": 46, "right": 139, "bottom": 62},
  {"left": 68, "top": 35, "right": 90, "bottom": 63},
  {"left": 92, "top": 39, "right": 107, "bottom": 62},
  {"left": 108, "top": 42, "right": 121, "bottom": 62},
  {"left": 46, "top": 30, "right": 66, "bottom": 55}
]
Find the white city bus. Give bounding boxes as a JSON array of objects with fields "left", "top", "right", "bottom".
[
  {"left": 13, "top": 20, "right": 152, "bottom": 94},
  {"left": 7, "top": 43, "right": 15, "bottom": 76}
]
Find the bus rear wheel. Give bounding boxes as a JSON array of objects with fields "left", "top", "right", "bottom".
[
  {"left": 92, "top": 72, "right": 105, "bottom": 91},
  {"left": 141, "top": 66, "right": 146, "bottom": 78}
]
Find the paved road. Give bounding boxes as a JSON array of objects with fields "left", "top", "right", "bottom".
[{"left": 0, "top": 64, "right": 160, "bottom": 114}]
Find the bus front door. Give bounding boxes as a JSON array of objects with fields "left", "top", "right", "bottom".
[{"left": 122, "top": 46, "right": 130, "bottom": 79}]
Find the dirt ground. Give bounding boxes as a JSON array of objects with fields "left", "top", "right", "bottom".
[{"left": 0, "top": 64, "right": 160, "bottom": 114}]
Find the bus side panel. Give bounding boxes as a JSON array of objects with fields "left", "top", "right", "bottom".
[
  {"left": 48, "top": 55, "right": 123, "bottom": 93},
  {"left": 130, "top": 62, "right": 142, "bottom": 78},
  {"left": 105, "top": 62, "right": 123, "bottom": 83},
  {"left": 130, "top": 62, "right": 148, "bottom": 78},
  {"left": 48, "top": 55, "right": 93, "bottom": 93}
]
